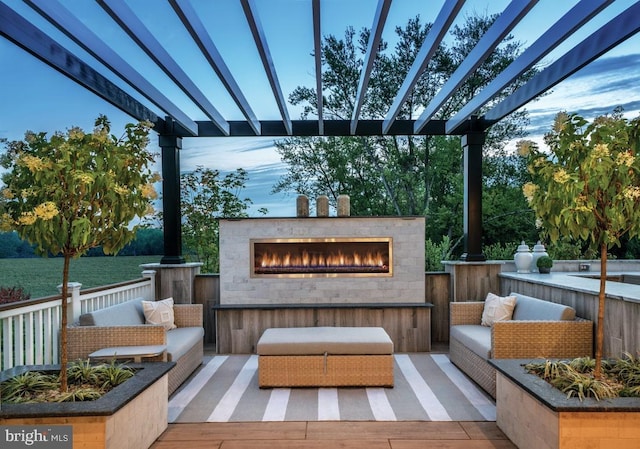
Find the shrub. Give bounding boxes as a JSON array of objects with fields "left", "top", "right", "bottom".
[
  {"left": 536, "top": 255, "right": 553, "bottom": 269},
  {"left": 0, "top": 286, "right": 30, "bottom": 305}
]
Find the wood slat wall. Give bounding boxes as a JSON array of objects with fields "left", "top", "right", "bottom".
[
  {"left": 214, "top": 306, "right": 431, "bottom": 354},
  {"left": 426, "top": 272, "right": 451, "bottom": 344},
  {"left": 195, "top": 272, "right": 452, "bottom": 350}
]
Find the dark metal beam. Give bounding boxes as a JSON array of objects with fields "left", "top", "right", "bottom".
[
  {"left": 312, "top": 0, "right": 323, "bottom": 135},
  {"left": 446, "top": 0, "right": 613, "bottom": 134},
  {"left": 350, "top": 0, "right": 391, "bottom": 135},
  {"left": 159, "top": 129, "right": 185, "bottom": 265},
  {"left": 195, "top": 119, "right": 450, "bottom": 137},
  {"left": 0, "top": 2, "right": 163, "bottom": 130},
  {"left": 484, "top": 1, "right": 640, "bottom": 124},
  {"left": 383, "top": 0, "right": 464, "bottom": 134},
  {"left": 460, "top": 129, "right": 486, "bottom": 262},
  {"left": 98, "top": 0, "right": 230, "bottom": 136},
  {"left": 240, "top": 0, "right": 292, "bottom": 135},
  {"left": 414, "top": 0, "right": 538, "bottom": 133},
  {"left": 171, "top": 0, "right": 261, "bottom": 135},
  {"left": 25, "top": 0, "right": 197, "bottom": 137}
]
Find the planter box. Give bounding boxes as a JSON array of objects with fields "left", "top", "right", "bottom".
[
  {"left": 491, "top": 359, "right": 640, "bottom": 449},
  {"left": 1, "top": 362, "right": 174, "bottom": 449}
]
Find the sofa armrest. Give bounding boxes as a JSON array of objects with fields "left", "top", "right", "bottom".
[
  {"left": 173, "top": 304, "right": 203, "bottom": 328},
  {"left": 492, "top": 318, "right": 593, "bottom": 359},
  {"left": 450, "top": 302, "right": 485, "bottom": 326},
  {"left": 66, "top": 325, "right": 166, "bottom": 360}
]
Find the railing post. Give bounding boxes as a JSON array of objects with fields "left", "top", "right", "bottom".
[
  {"left": 142, "top": 269, "right": 157, "bottom": 301},
  {"left": 58, "top": 282, "right": 83, "bottom": 323}
]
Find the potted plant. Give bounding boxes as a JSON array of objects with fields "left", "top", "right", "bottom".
[
  {"left": 499, "top": 108, "right": 640, "bottom": 449},
  {"left": 536, "top": 255, "right": 553, "bottom": 273},
  {"left": 0, "top": 116, "right": 171, "bottom": 448}
]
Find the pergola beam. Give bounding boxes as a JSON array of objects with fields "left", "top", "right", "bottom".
[
  {"left": 312, "top": 0, "right": 323, "bottom": 135},
  {"left": 414, "top": 0, "right": 538, "bottom": 133},
  {"left": 446, "top": 0, "right": 613, "bottom": 134},
  {"left": 484, "top": 1, "right": 640, "bottom": 124},
  {"left": 171, "top": 0, "right": 261, "bottom": 135},
  {"left": 195, "top": 119, "right": 451, "bottom": 138},
  {"left": 350, "top": 0, "right": 392, "bottom": 135},
  {"left": 0, "top": 2, "right": 163, "bottom": 130},
  {"left": 383, "top": 0, "right": 464, "bottom": 134},
  {"left": 241, "top": 0, "right": 292, "bottom": 135},
  {"left": 98, "top": 0, "right": 230, "bottom": 136},
  {"left": 25, "top": 0, "right": 198, "bottom": 137}
]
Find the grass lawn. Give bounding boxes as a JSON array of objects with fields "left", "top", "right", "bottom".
[{"left": 0, "top": 256, "right": 161, "bottom": 299}]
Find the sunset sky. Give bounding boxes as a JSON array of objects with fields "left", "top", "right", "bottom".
[{"left": 1, "top": 0, "right": 639, "bottom": 216}]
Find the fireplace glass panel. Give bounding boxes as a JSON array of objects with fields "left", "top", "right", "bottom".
[{"left": 251, "top": 238, "right": 392, "bottom": 277}]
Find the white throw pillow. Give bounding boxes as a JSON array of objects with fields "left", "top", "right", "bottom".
[
  {"left": 481, "top": 292, "right": 517, "bottom": 327},
  {"left": 142, "top": 297, "right": 177, "bottom": 330}
]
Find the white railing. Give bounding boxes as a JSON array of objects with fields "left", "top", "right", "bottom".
[{"left": 0, "top": 270, "right": 156, "bottom": 371}]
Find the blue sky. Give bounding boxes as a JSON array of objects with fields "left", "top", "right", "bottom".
[{"left": 1, "top": 0, "right": 640, "bottom": 217}]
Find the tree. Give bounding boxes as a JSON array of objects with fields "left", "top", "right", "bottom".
[
  {"left": 178, "top": 166, "right": 265, "bottom": 273},
  {"left": 521, "top": 109, "right": 640, "bottom": 376},
  {"left": 274, "top": 13, "right": 538, "bottom": 254},
  {"left": 0, "top": 115, "right": 158, "bottom": 390}
]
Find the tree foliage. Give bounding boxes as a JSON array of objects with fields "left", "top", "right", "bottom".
[
  {"left": 0, "top": 115, "right": 157, "bottom": 390},
  {"left": 178, "top": 166, "right": 265, "bottom": 273},
  {"left": 521, "top": 109, "right": 640, "bottom": 376},
  {"left": 273, "top": 13, "right": 538, "bottom": 255}
]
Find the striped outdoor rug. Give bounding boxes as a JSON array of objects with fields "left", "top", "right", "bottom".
[{"left": 168, "top": 354, "right": 496, "bottom": 423}]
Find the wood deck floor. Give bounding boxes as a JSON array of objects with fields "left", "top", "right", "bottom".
[{"left": 150, "top": 421, "right": 517, "bottom": 448}]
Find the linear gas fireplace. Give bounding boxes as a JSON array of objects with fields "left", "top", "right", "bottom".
[
  {"left": 220, "top": 216, "right": 424, "bottom": 305},
  {"left": 251, "top": 237, "right": 392, "bottom": 278}
]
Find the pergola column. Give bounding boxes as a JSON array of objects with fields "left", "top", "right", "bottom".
[
  {"left": 460, "top": 131, "right": 486, "bottom": 262},
  {"left": 159, "top": 133, "right": 185, "bottom": 264}
]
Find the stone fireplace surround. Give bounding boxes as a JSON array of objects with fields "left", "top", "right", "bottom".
[{"left": 219, "top": 216, "right": 425, "bottom": 305}]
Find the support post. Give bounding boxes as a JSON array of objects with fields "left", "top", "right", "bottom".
[
  {"left": 58, "top": 282, "right": 82, "bottom": 323},
  {"left": 460, "top": 130, "right": 486, "bottom": 261},
  {"left": 159, "top": 132, "right": 185, "bottom": 264}
]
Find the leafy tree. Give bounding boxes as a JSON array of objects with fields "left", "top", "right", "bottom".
[
  {"left": 177, "top": 166, "right": 265, "bottom": 273},
  {"left": 0, "top": 115, "right": 158, "bottom": 390},
  {"left": 0, "top": 231, "right": 36, "bottom": 258},
  {"left": 521, "top": 109, "right": 640, "bottom": 376},
  {"left": 274, "top": 13, "right": 538, "bottom": 256}
]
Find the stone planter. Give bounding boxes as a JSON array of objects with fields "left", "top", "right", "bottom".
[
  {"left": 0, "top": 362, "right": 174, "bottom": 449},
  {"left": 491, "top": 359, "right": 640, "bottom": 449}
]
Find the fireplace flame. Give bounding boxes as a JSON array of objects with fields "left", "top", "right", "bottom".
[{"left": 259, "top": 250, "right": 386, "bottom": 269}]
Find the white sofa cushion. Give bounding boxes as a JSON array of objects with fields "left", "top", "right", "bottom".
[
  {"left": 142, "top": 297, "right": 177, "bottom": 330},
  {"left": 510, "top": 292, "right": 576, "bottom": 321},
  {"left": 166, "top": 327, "right": 205, "bottom": 361},
  {"left": 481, "top": 293, "right": 517, "bottom": 326},
  {"left": 257, "top": 327, "right": 394, "bottom": 355},
  {"left": 450, "top": 325, "right": 492, "bottom": 359},
  {"left": 79, "top": 297, "right": 145, "bottom": 326}
]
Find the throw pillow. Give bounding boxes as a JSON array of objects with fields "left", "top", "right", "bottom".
[
  {"left": 142, "top": 297, "right": 177, "bottom": 331},
  {"left": 481, "top": 292, "right": 517, "bottom": 327}
]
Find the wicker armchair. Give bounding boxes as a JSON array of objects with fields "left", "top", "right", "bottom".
[
  {"left": 67, "top": 303, "right": 203, "bottom": 395},
  {"left": 449, "top": 299, "right": 593, "bottom": 398}
]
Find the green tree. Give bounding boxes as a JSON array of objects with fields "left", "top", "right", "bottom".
[
  {"left": 274, "top": 13, "right": 537, "bottom": 256},
  {"left": 0, "top": 115, "right": 158, "bottom": 390},
  {"left": 521, "top": 109, "right": 640, "bottom": 376},
  {"left": 178, "top": 166, "right": 265, "bottom": 273}
]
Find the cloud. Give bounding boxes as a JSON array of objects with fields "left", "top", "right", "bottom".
[{"left": 519, "top": 52, "right": 640, "bottom": 138}]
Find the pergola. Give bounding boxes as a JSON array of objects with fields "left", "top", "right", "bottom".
[{"left": 1, "top": 0, "right": 639, "bottom": 264}]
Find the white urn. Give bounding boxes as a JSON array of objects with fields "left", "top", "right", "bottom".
[{"left": 514, "top": 240, "right": 533, "bottom": 273}]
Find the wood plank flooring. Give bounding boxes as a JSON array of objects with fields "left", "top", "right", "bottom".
[{"left": 150, "top": 421, "right": 517, "bottom": 448}]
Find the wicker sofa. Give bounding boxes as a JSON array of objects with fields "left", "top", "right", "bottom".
[
  {"left": 67, "top": 297, "right": 204, "bottom": 396},
  {"left": 449, "top": 292, "right": 593, "bottom": 398}
]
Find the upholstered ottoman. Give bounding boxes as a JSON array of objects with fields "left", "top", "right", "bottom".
[{"left": 256, "top": 326, "right": 394, "bottom": 387}]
